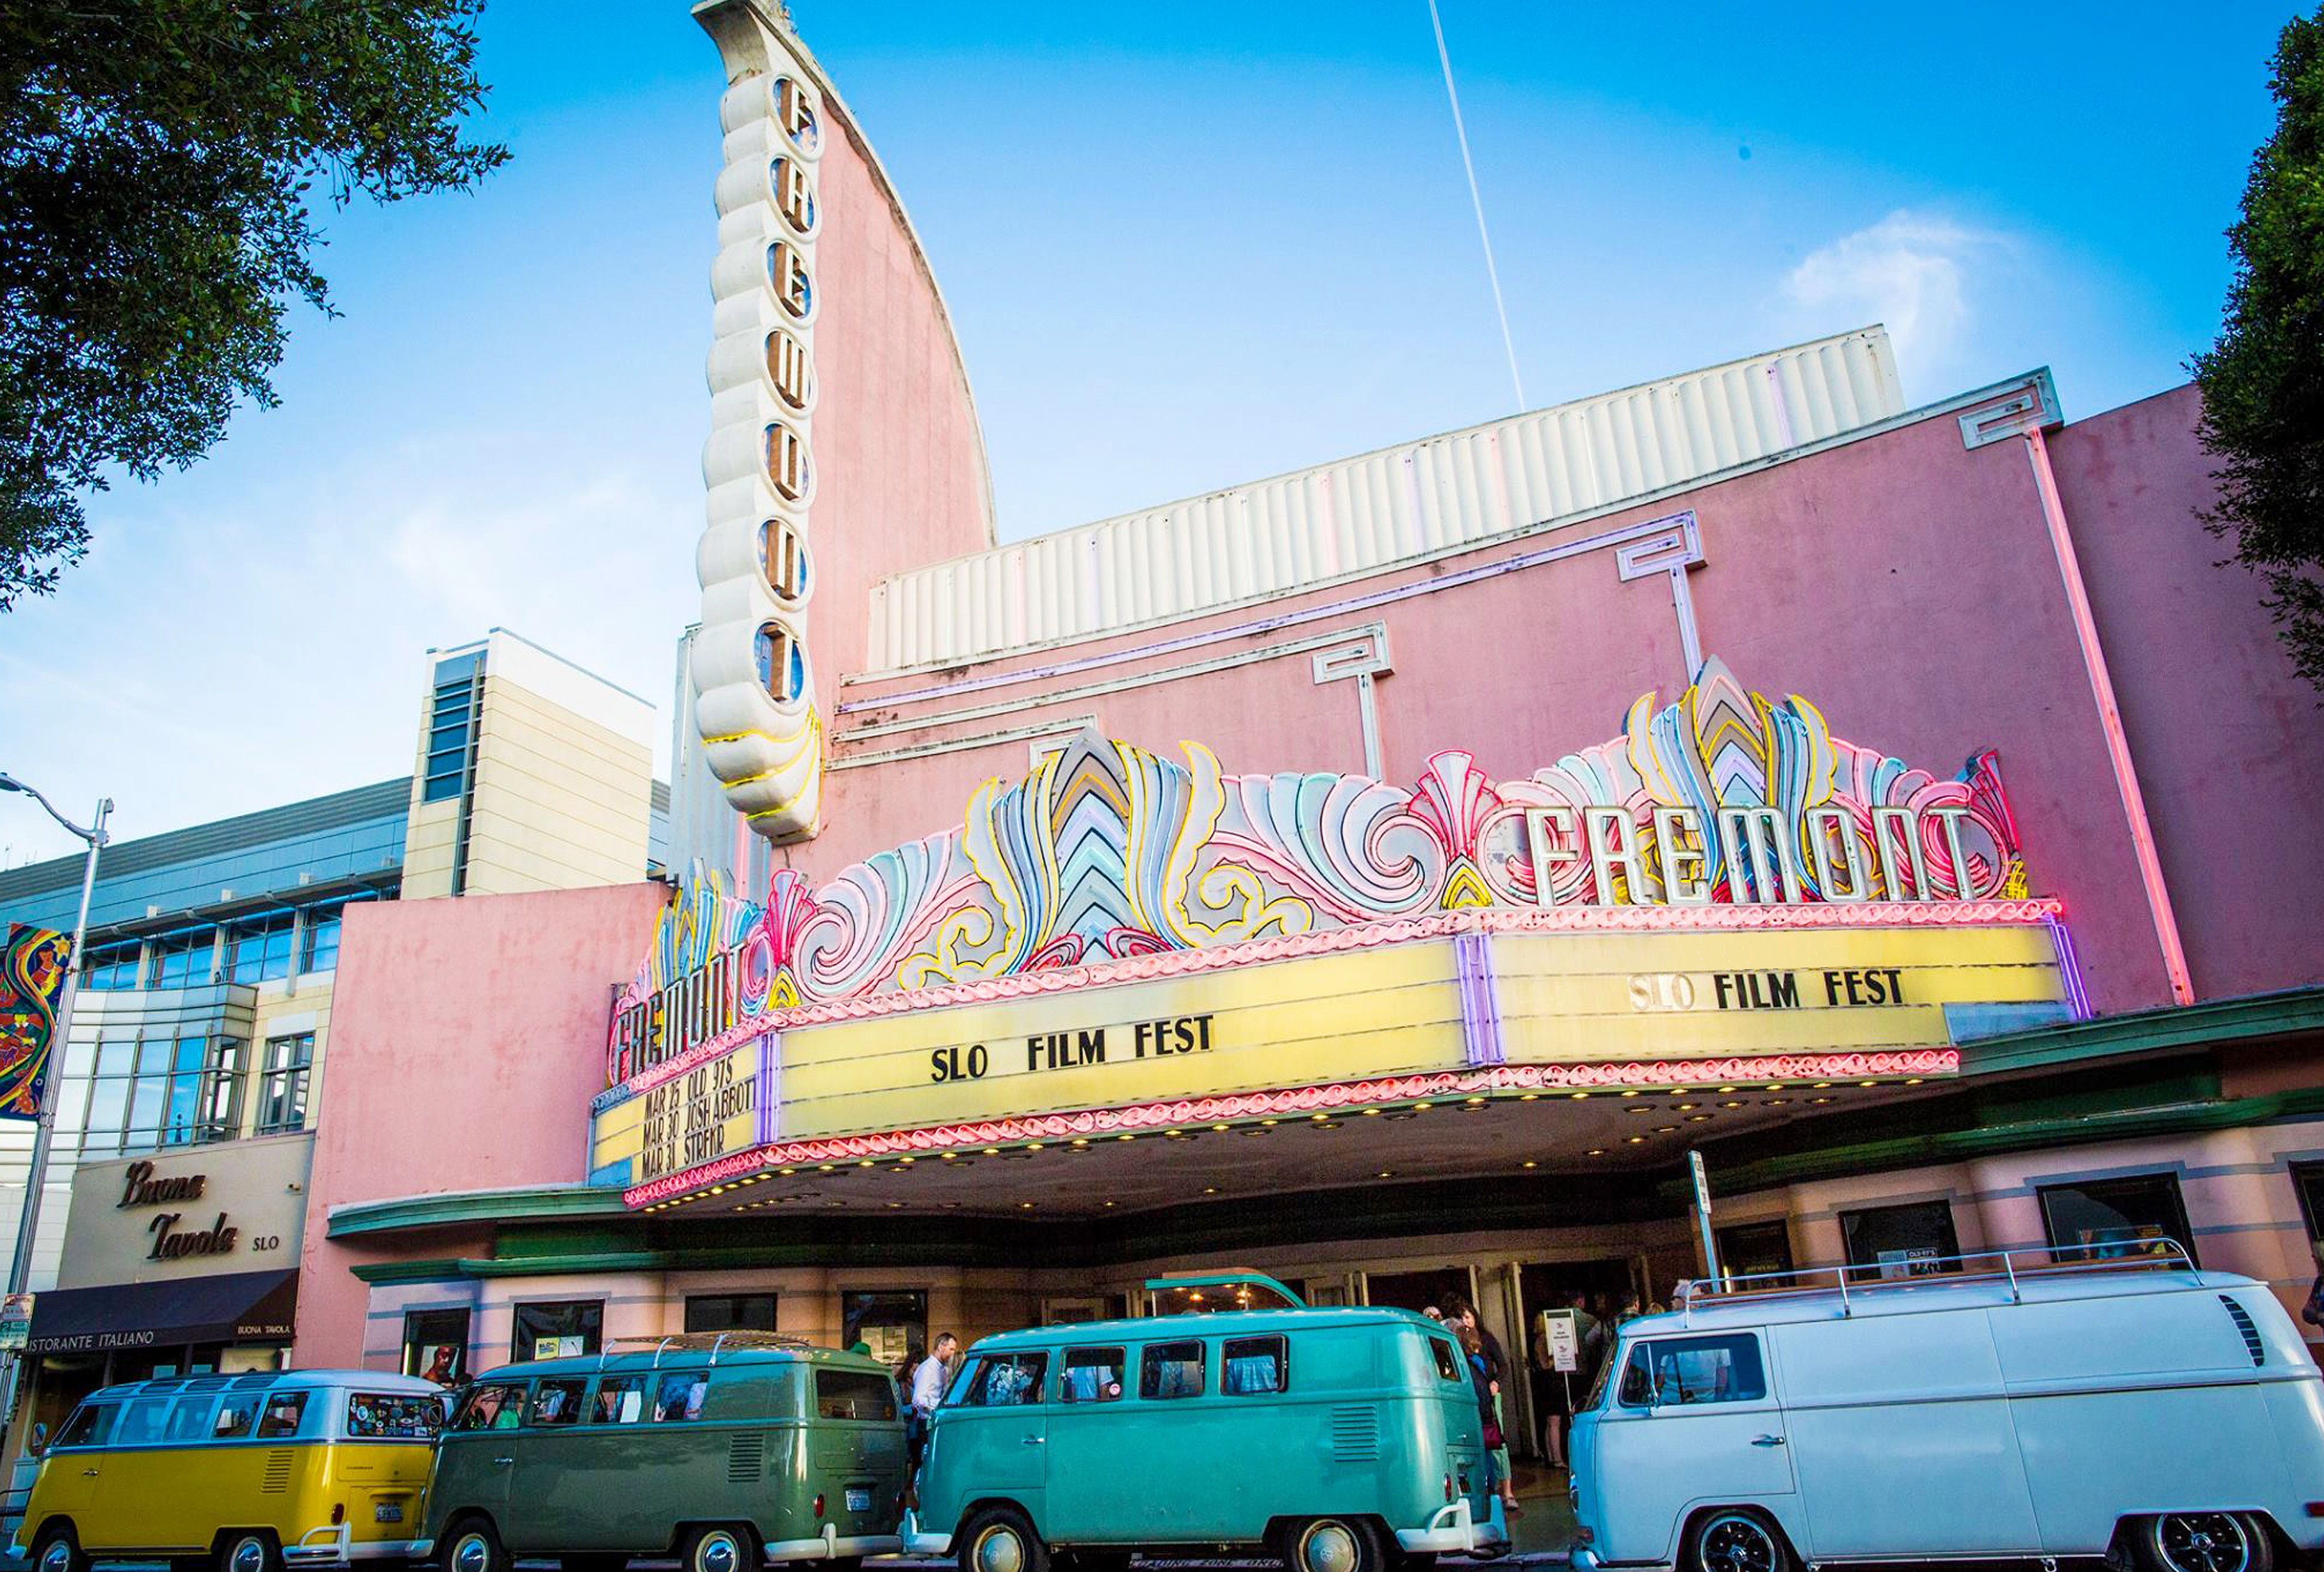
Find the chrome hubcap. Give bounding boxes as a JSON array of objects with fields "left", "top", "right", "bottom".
[
  {"left": 974, "top": 1525, "right": 1024, "bottom": 1572},
  {"left": 2159, "top": 1514, "right": 2251, "bottom": 1572},
  {"left": 39, "top": 1541, "right": 72, "bottom": 1572},
  {"left": 1700, "top": 1515, "right": 1777, "bottom": 1572},
  {"left": 451, "top": 1535, "right": 491, "bottom": 1572},
  {"left": 696, "top": 1532, "right": 742, "bottom": 1572},
  {"left": 230, "top": 1539, "right": 267, "bottom": 1572},
  {"left": 1301, "top": 1521, "right": 1360, "bottom": 1572}
]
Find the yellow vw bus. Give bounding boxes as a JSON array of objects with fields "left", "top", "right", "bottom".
[{"left": 13, "top": 1368, "right": 446, "bottom": 1572}]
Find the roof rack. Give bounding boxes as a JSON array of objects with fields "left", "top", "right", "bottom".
[
  {"left": 1675, "top": 1240, "right": 2199, "bottom": 1322},
  {"left": 610, "top": 1331, "right": 816, "bottom": 1365}
]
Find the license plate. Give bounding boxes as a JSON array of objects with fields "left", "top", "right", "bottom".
[
  {"left": 845, "top": 1487, "right": 871, "bottom": 1513},
  {"left": 374, "top": 1503, "right": 404, "bottom": 1524}
]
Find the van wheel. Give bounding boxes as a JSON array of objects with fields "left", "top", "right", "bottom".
[
  {"left": 32, "top": 1524, "right": 89, "bottom": 1572},
  {"left": 442, "top": 1519, "right": 510, "bottom": 1572},
  {"left": 683, "top": 1525, "right": 756, "bottom": 1572},
  {"left": 2141, "top": 1514, "right": 2274, "bottom": 1572},
  {"left": 1687, "top": 1510, "right": 1792, "bottom": 1572},
  {"left": 220, "top": 1531, "right": 285, "bottom": 1572},
  {"left": 959, "top": 1508, "right": 1049, "bottom": 1572},
  {"left": 1285, "top": 1518, "right": 1387, "bottom": 1572}
]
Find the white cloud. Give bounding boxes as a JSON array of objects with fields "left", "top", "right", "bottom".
[
  {"left": 0, "top": 432, "right": 697, "bottom": 866},
  {"left": 1783, "top": 210, "right": 2011, "bottom": 382}
]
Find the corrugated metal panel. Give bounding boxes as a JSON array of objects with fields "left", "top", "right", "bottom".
[{"left": 865, "top": 327, "right": 1905, "bottom": 671}]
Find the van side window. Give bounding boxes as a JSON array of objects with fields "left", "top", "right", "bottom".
[
  {"left": 454, "top": 1382, "right": 529, "bottom": 1431},
  {"left": 1141, "top": 1341, "right": 1206, "bottom": 1400},
  {"left": 653, "top": 1371, "right": 710, "bottom": 1422},
  {"left": 590, "top": 1375, "right": 648, "bottom": 1425},
  {"left": 55, "top": 1404, "right": 115, "bottom": 1449},
  {"left": 1429, "top": 1338, "right": 1464, "bottom": 1383},
  {"left": 164, "top": 1396, "right": 219, "bottom": 1442},
  {"left": 816, "top": 1369, "right": 898, "bottom": 1420},
  {"left": 115, "top": 1397, "right": 170, "bottom": 1445},
  {"left": 528, "top": 1379, "right": 587, "bottom": 1427},
  {"left": 213, "top": 1393, "right": 262, "bottom": 1439},
  {"left": 1059, "top": 1348, "right": 1125, "bottom": 1403},
  {"left": 256, "top": 1391, "right": 310, "bottom": 1439},
  {"left": 1222, "top": 1336, "right": 1287, "bottom": 1395},
  {"left": 1619, "top": 1335, "right": 1767, "bottom": 1407},
  {"left": 961, "top": 1353, "right": 1047, "bottom": 1407},
  {"left": 349, "top": 1394, "right": 444, "bottom": 1439}
]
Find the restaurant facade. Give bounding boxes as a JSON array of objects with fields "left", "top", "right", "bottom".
[{"left": 292, "top": 0, "right": 2324, "bottom": 1458}]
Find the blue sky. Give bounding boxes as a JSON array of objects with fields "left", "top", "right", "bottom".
[{"left": 0, "top": 0, "right": 2298, "bottom": 865}]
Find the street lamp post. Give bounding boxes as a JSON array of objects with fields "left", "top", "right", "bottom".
[{"left": 0, "top": 775, "right": 111, "bottom": 1423}]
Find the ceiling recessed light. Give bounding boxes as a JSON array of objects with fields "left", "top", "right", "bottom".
[
  {"left": 856, "top": 1160, "right": 874, "bottom": 1168},
  {"left": 1858, "top": 1080, "right": 1878, "bottom": 1087},
  {"left": 1118, "top": 1134, "right": 1135, "bottom": 1141},
  {"left": 1675, "top": 1102, "right": 1698, "bottom": 1111},
  {"left": 1413, "top": 1101, "right": 1433, "bottom": 1110},
  {"left": 1625, "top": 1105, "right": 1656, "bottom": 1115},
  {"left": 1315, "top": 1119, "right": 1343, "bottom": 1130},
  {"left": 1687, "top": 1114, "right": 1711, "bottom": 1123},
  {"left": 1070, "top": 1138, "right": 1090, "bottom": 1147},
  {"left": 1463, "top": 1097, "right": 1487, "bottom": 1106},
  {"left": 1203, "top": 1187, "right": 1218, "bottom": 1194},
  {"left": 1211, "top": 1123, "right": 1229, "bottom": 1132},
  {"left": 817, "top": 1164, "right": 835, "bottom": 1173},
  {"left": 983, "top": 1147, "right": 1000, "bottom": 1156},
  {"left": 1585, "top": 1148, "right": 1607, "bottom": 1157},
  {"left": 1361, "top": 1108, "right": 1381, "bottom": 1117},
  {"left": 1519, "top": 1093, "right": 1540, "bottom": 1101},
  {"left": 1019, "top": 1202, "right": 1034, "bottom": 1210},
  {"left": 1810, "top": 1096, "right": 1834, "bottom": 1105},
  {"left": 1905, "top": 1077, "right": 1924, "bottom": 1085},
  {"left": 1261, "top": 1118, "right": 1280, "bottom": 1126},
  {"left": 1568, "top": 1092, "right": 1589, "bottom": 1100},
  {"left": 1765, "top": 1097, "right": 1791, "bottom": 1106},
  {"left": 1720, "top": 1100, "right": 1744, "bottom": 1109},
  {"left": 1619, "top": 1090, "right": 1639, "bottom": 1098},
  {"left": 887, "top": 1201, "right": 903, "bottom": 1209},
  {"left": 1103, "top": 1200, "right": 1116, "bottom": 1208},
  {"left": 1520, "top": 1160, "right": 1538, "bottom": 1169},
  {"left": 1024, "top": 1144, "right": 1042, "bottom": 1152},
  {"left": 1310, "top": 1114, "right": 1329, "bottom": 1122},
  {"left": 1627, "top": 1135, "right": 1646, "bottom": 1144},
  {"left": 1717, "top": 1087, "right": 1737, "bottom": 1094},
  {"left": 1376, "top": 1170, "right": 1394, "bottom": 1179}
]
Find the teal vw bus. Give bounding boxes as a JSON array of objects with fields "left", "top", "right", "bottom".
[
  {"left": 418, "top": 1336, "right": 904, "bottom": 1572},
  {"left": 905, "top": 1276, "right": 1506, "bottom": 1572}
]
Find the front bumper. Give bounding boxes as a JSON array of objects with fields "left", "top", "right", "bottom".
[
  {"left": 901, "top": 1510, "right": 954, "bottom": 1557},
  {"left": 1396, "top": 1498, "right": 1510, "bottom": 1556}
]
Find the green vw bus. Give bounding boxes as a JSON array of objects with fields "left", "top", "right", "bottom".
[
  {"left": 905, "top": 1276, "right": 1506, "bottom": 1572},
  {"left": 417, "top": 1335, "right": 904, "bottom": 1572}
]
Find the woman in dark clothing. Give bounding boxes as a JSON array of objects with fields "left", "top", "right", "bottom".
[{"left": 1453, "top": 1320, "right": 1501, "bottom": 1500}]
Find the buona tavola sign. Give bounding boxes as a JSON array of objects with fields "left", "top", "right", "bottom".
[
  {"left": 607, "top": 657, "right": 2034, "bottom": 1085},
  {"left": 117, "top": 1161, "right": 241, "bottom": 1261}
]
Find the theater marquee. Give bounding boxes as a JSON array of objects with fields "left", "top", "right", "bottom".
[{"left": 590, "top": 657, "right": 2084, "bottom": 1204}]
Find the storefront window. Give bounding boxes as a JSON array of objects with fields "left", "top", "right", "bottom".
[
  {"left": 80, "top": 942, "right": 141, "bottom": 991},
  {"left": 685, "top": 1293, "right": 776, "bottom": 1333},
  {"left": 1841, "top": 1200, "right": 1963, "bottom": 1280},
  {"left": 2292, "top": 1163, "right": 2324, "bottom": 1256},
  {"left": 841, "top": 1289, "right": 925, "bottom": 1366},
  {"left": 1716, "top": 1220, "right": 1796, "bottom": 1286},
  {"left": 225, "top": 916, "right": 295, "bottom": 984},
  {"left": 512, "top": 1300, "right": 603, "bottom": 1362},
  {"left": 404, "top": 1309, "right": 470, "bottom": 1386},
  {"left": 2039, "top": 1173, "right": 2196, "bottom": 1265},
  {"left": 84, "top": 1035, "right": 243, "bottom": 1156},
  {"left": 257, "top": 1033, "right": 313, "bottom": 1134}
]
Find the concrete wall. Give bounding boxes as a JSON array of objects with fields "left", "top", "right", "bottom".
[{"left": 292, "top": 882, "right": 669, "bottom": 1367}]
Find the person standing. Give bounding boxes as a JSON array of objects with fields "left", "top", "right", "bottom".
[
  {"left": 1444, "top": 1299, "right": 1520, "bottom": 1514},
  {"left": 907, "top": 1332, "right": 957, "bottom": 1477}
]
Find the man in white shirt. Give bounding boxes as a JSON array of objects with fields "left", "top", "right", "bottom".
[{"left": 907, "top": 1332, "right": 957, "bottom": 1477}]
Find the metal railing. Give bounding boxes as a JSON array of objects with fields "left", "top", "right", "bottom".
[{"left": 1676, "top": 1240, "right": 2200, "bottom": 1321}]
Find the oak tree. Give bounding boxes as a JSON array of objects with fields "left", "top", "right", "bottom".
[{"left": 0, "top": 2, "right": 507, "bottom": 609}]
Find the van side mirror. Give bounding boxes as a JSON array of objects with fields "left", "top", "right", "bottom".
[{"left": 26, "top": 1422, "right": 46, "bottom": 1457}]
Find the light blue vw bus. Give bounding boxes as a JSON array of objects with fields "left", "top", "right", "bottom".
[{"left": 906, "top": 1275, "right": 1506, "bottom": 1572}]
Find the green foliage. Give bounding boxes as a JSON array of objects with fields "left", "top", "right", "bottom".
[
  {"left": 0, "top": 1, "right": 507, "bottom": 610},
  {"left": 2193, "top": 5, "right": 2324, "bottom": 694}
]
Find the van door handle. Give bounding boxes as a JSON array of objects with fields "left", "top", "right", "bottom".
[
  {"left": 81, "top": 1468, "right": 98, "bottom": 1477},
  {"left": 1020, "top": 1436, "right": 1044, "bottom": 1446},
  {"left": 492, "top": 1455, "right": 515, "bottom": 1466},
  {"left": 1750, "top": 1435, "right": 1786, "bottom": 1448}
]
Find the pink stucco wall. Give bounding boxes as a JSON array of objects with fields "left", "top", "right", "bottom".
[
  {"left": 801, "top": 97, "right": 994, "bottom": 701},
  {"left": 2048, "top": 385, "right": 2324, "bottom": 1001},
  {"left": 809, "top": 386, "right": 2300, "bottom": 1017},
  {"left": 292, "top": 882, "right": 669, "bottom": 1367}
]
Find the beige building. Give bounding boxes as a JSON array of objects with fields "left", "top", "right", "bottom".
[{"left": 401, "top": 629, "right": 657, "bottom": 901}]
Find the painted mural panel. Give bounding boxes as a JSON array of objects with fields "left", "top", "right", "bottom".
[{"left": 0, "top": 923, "right": 70, "bottom": 1121}]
